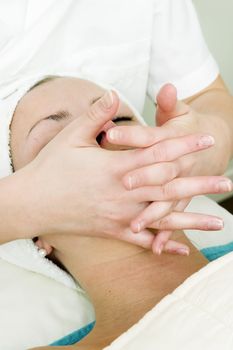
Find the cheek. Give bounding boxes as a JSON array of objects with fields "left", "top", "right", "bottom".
[
  {"left": 23, "top": 135, "right": 47, "bottom": 165},
  {"left": 12, "top": 135, "right": 47, "bottom": 170},
  {"left": 14, "top": 121, "right": 66, "bottom": 169}
]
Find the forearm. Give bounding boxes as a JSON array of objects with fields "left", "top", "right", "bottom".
[
  {"left": 185, "top": 77, "right": 233, "bottom": 175},
  {"left": 0, "top": 172, "right": 34, "bottom": 244}
]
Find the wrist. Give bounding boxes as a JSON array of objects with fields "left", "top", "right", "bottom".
[
  {"left": 196, "top": 112, "right": 232, "bottom": 175},
  {"left": 0, "top": 171, "right": 37, "bottom": 243}
]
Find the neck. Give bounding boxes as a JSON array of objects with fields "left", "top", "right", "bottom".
[{"left": 49, "top": 232, "right": 207, "bottom": 349}]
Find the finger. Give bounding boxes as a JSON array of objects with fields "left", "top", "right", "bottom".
[
  {"left": 173, "top": 198, "right": 191, "bottom": 212},
  {"left": 133, "top": 177, "right": 233, "bottom": 202},
  {"left": 151, "top": 230, "right": 172, "bottom": 255},
  {"left": 134, "top": 133, "right": 215, "bottom": 165},
  {"left": 151, "top": 231, "right": 190, "bottom": 256},
  {"left": 118, "top": 228, "right": 155, "bottom": 250},
  {"left": 156, "top": 84, "right": 190, "bottom": 126},
  {"left": 124, "top": 162, "right": 179, "bottom": 190},
  {"left": 131, "top": 201, "right": 175, "bottom": 233},
  {"left": 118, "top": 133, "right": 215, "bottom": 177},
  {"left": 107, "top": 124, "right": 177, "bottom": 147},
  {"left": 59, "top": 90, "right": 120, "bottom": 146},
  {"left": 163, "top": 240, "right": 190, "bottom": 256},
  {"left": 107, "top": 115, "right": 214, "bottom": 154},
  {"left": 149, "top": 212, "right": 224, "bottom": 231}
]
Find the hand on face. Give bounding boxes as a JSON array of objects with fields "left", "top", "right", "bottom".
[
  {"left": 106, "top": 84, "right": 233, "bottom": 255},
  {"left": 10, "top": 78, "right": 160, "bottom": 251}
]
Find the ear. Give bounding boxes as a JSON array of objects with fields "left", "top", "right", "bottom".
[
  {"left": 34, "top": 237, "right": 53, "bottom": 256},
  {"left": 156, "top": 84, "right": 190, "bottom": 126}
]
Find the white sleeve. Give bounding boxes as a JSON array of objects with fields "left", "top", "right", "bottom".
[{"left": 148, "top": 0, "right": 219, "bottom": 100}]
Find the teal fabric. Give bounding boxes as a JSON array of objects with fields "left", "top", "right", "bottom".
[
  {"left": 50, "top": 321, "right": 95, "bottom": 346},
  {"left": 201, "top": 241, "right": 233, "bottom": 262}
]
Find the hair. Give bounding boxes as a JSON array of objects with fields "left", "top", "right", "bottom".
[{"left": 29, "top": 75, "right": 60, "bottom": 91}]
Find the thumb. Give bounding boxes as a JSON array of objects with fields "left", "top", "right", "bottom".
[
  {"left": 156, "top": 84, "right": 190, "bottom": 126},
  {"left": 60, "top": 90, "right": 120, "bottom": 146}
]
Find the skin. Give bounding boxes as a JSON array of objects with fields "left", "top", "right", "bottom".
[
  {"left": 30, "top": 231, "right": 208, "bottom": 350},
  {"left": 107, "top": 76, "right": 233, "bottom": 251},
  {"left": 9, "top": 77, "right": 232, "bottom": 256},
  {"left": 8, "top": 80, "right": 158, "bottom": 248},
  {"left": 4, "top": 77, "right": 229, "bottom": 348}
]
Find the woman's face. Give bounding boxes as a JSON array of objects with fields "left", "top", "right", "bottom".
[{"left": 10, "top": 77, "right": 138, "bottom": 170}]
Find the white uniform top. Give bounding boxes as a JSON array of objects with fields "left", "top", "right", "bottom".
[{"left": 0, "top": 0, "right": 218, "bottom": 111}]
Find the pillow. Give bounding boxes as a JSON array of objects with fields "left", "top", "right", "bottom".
[
  {"left": 185, "top": 196, "right": 233, "bottom": 261},
  {"left": 0, "top": 258, "right": 95, "bottom": 349}
]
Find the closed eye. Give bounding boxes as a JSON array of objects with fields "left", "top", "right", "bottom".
[
  {"left": 113, "top": 116, "right": 133, "bottom": 123},
  {"left": 45, "top": 110, "right": 70, "bottom": 121},
  {"left": 28, "top": 110, "right": 71, "bottom": 135}
]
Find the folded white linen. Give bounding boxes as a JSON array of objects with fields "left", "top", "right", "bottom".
[
  {"left": 0, "top": 238, "right": 78, "bottom": 289},
  {"left": 104, "top": 251, "right": 233, "bottom": 350},
  {"left": 0, "top": 258, "right": 94, "bottom": 350}
]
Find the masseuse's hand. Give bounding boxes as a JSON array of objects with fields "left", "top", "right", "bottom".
[
  {"left": 14, "top": 91, "right": 155, "bottom": 248},
  {"left": 106, "top": 85, "right": 233, "bottom": 254}
]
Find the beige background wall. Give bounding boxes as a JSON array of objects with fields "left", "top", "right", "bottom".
[{"left": 194, "top": 0, "right": 233, "bottom": 93}]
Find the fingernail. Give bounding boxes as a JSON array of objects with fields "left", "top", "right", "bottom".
[
  {"left": 127, "top": 176, "right": 136, "bottom": 190},
  {"left": 198, "top": 135, "right": 215, "bottom": 147},
  {"left": 177, "top": 248, "right": 189, "bottom": 256},
  {"left": 101, "top": 90, "right": 114, "bottom": 109},
  {"left": 217, "top": 180, "right": 233, "bottom": 192},
  {"left": 156, "top": 243, "right": 164, "bottom": 256},
  {"left": 207, "top": 219, "right": 224, "bottom": 230},
  {"left": 167, "top": 248, "right": 189, "bottom": 256},
  {"left": 135, "top": 220, "right": 145, "bottom": 233},
  {"left": 132, "top": 222, "right": 141, "bottom": 233},
  {"left": 108, "top": 128, "right": 121, "bottom": 141}
]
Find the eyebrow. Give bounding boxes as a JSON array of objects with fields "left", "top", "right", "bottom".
[
  {"left": 28, "top": 110, "right": 71, "bottom": 135},
  {"left": 28, "top": 97, "right": 100, "bottom": 136}
]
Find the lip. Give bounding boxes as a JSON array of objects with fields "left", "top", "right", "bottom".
[
  {"left": 99, "top": 132, "right": 108, "bottom": 148},
  {"left": 97, "top": 122, "right": 117, "bottom": 148}
]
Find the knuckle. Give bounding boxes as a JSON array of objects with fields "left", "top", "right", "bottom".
[
  {"left": 170, "top": 162, "right": 180, "bottom": 179},
  {"left": 153, "top": 143, "right": 168, "bottom": 162},
  {"left": 87, "top": 103, "right": 104, "bottom": 122},
  {"left": 157, "top": 216, "right": 172, "bottom": 230},
  {"left": 161, "top": 182, "right": 176, "bottom": 200},
  {"left": 131, "top": 173, "right": 142, "bottom": 188},
  {"left": 144, "top": 128, "right": 157, "bottom": 145}
]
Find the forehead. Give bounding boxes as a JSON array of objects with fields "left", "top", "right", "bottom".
[{"left": 16, "top": 77, "right": 106, "bottom": 118}]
